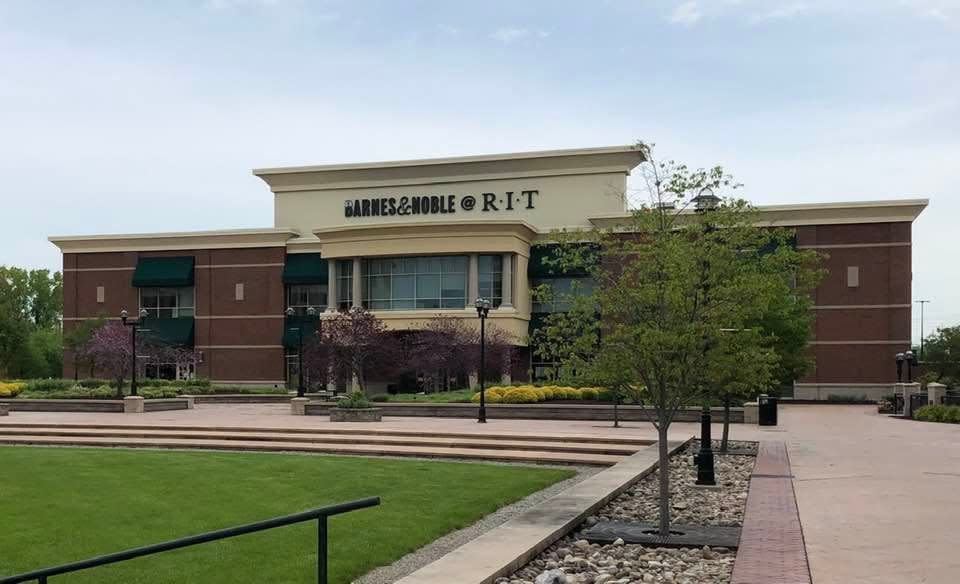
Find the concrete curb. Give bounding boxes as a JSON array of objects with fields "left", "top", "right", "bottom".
[{"left": 394, "top": 438, "right": 691, "bottom": 584}]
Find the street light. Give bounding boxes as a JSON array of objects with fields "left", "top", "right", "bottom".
[
  {"left": 286, "top": 306, "right": 318, "bottom": 398},
  {"left": 895, "top": 352, "right": 905, "bottom": 383},
  {"left": 690, "top": 187, "right": 719, "bottom": 485},
  {"left": 120, "top": 308, "right": 149, "bottom": 397},
  {"left": 475, "top": 297, "right": 492, "bottom": 424},
  {"left": 691, "top": 187, "right": 721, "bottom": 213},
  {"left": 905, "top": 350, "right": 918, "bottom": 382}
]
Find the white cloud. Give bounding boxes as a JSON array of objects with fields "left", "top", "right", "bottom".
[
  {"left": 490, "top": 27, "right": 549, "bottom": 44},
  {"left": 749, "top": 2, "right": 809, "bottom": 23},
  {"left": 921, "top": 7, "right": 949, "bottom": 21},
  {"left": 206, "top": 0, "right": 285, "bottom": 9},
  {"left": 437, "top": 24, "right": 460, "bottom": 36},
  {"left": 670, "top": 2, "right": 702, "bottom": 26}
]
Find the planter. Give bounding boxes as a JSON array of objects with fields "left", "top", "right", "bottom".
[{"left": 330, "top": 408, "right": 382, "bottom": 422}]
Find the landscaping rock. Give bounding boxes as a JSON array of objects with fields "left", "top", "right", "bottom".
[{"left": 503, "top": 443, "right": 754, "bottom": 584}]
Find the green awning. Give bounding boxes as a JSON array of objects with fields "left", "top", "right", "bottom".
[
  {"left": 282, "top": 316, "right": 318, "bottom": 349},
  {"left": 528, "top": 244, "right": 596, "bottom": 278},
  {"left": 283, "top": 254, "right": 328, "bottom": 285},
  {"left": 132, "top": 257, "right": 195, "bottom": 287},
  {"left": 140, "top": 317, "right": 195, "bottom": 347}
]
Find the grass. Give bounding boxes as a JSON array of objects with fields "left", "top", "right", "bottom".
[
  {"left": 0, "top": 446, "right": 572, "bottom": 583},
  {"left": 374, "top": 389, "right": 476, "bottom": 403}
]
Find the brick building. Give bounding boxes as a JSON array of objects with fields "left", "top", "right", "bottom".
[{"left": 51, "top": 146, "right": 926, "bottom": 399}]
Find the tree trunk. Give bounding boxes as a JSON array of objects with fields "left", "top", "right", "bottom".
[
  {"left": 721, "top": 397, "right": 731, "bottom": 453},
  {"left": 613, "top": 390, "right": 620, "bottom": 428},
  {"left": 657, "top": 424, "right": 671, "bottom": 536}
]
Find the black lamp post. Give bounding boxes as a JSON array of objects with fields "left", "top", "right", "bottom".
[
  {"left": 895, "top": 352, "right": 905, "bottom": 383},
  {"left": 691, "top": 186, "right": 719, "bottom": 486},
  {"left": 286, "top": 306, "right": 317, "bottom": 398},
  {"left": 905, "top": 350, "right": 918, "bottom": 382},
  {"left": 475, "top": 297, "right": 492, "bottom": 424},
  {"left": 120, "top": 308, "right": 149, "bottom": 397}
]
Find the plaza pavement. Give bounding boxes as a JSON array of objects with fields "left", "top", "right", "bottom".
[{"left": 2, "top": 404, "right": 958, "bottom": 582}]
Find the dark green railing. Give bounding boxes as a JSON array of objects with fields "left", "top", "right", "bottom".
[{"left": 0, "top": 497, "right": 380, "bottom": 584}]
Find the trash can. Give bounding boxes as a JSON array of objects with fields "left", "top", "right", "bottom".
[{"left": 758, "top": 394, "right": 778, "bottom": 426}]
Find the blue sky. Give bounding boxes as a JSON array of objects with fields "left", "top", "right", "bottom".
[{"left": 1, "top": 0, "right": 957, "bottom": 340}]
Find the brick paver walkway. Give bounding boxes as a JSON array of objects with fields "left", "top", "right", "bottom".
[{"left": 731, "top": 442, "right": 811, "bottom": 584}]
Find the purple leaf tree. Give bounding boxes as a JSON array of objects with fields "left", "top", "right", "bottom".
[
  {"left": 320, "top": 307, "right": 400, "bottom": 394},
  {"left": 82, "top": 321, "right": 133, "bottom": 398}
]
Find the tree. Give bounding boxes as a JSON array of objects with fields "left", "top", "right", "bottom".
[
  {"left": 921, "top": 326, "right": 960, "bottom": 385},
  {"left": 704, "top": 329, "right": 779, "bottom": 452},
  {"left": 82, "top": 322, "right": 133, "bottom": 397},
  {"left": 0, "top": 266, "right": 64, "bottom": 378},
  {"left": 412, "top": 315, "right": 515, "bottom": 391},
  {"left": 64, "top": 317, "right": 107, "bottom": 380},
  {"left": 533, "top": 142, "right": 821, "bottom": 536},
  {"left": 321, "top": 307, "right": 399, "bottom": 394}
]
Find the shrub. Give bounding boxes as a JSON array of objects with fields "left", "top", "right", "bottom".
[
  {"left": 24, "top": 379, "right": 78, "bottom": 392},
  {"left": 827, "top": 393, "right": 870, "bottom": 403},
  {"left": 914, "top": 404, "right": 960, "bottom": 424},
  {"left": 580, "top": 387, "right": 599, "bottom": 401},
  {"left": 370, "top": 394, "right": 390, "bottom": 402},
  {"left": 500, "top": 387, "right": 541, "bottom": 404},
  {"left": 0, "top": 382, "right": 26, "bottom": 397},
  {"left": 336, "top": 391, "right": 373, "bottom": 409}
]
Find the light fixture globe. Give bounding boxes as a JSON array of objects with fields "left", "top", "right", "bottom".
[
  {"left": 895, "top": 352, "right": 905, "bottom": 362},
  {"left": 474, "top": 297, "right": 485, "bottom": 309},
  {"left": 285, "top": 307, "right": 295, "bottom": 317},
  {"left": 692, "top": 187, "right": 721, "bottom": 212},
  {"left": 306, "top": 306, "right": 317, "bottom": 317},
  {"left": 120, "top": 308, "right": 129, "bottom": 321},
  {"left": 139, "top": 308, "right": 148, "bottom": 319}
]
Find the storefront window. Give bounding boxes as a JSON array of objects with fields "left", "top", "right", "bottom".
[
  {"left": 287, "top": 284, "right": 327, "bottom": 314},
  {"left": 139, "top": 287, "right": 195, "bottom": 319},
  {"left": 362, "top": 255, "right": 468, "bottom": 310},
  {"left": 531, "top": 277, "right": 596, "bottom": 313},
  {"left": 336, "top": 260, "right": 353, "bottom": 310},
  {"left": 478, "top": 255, "right": 503, "bottom": 308}
]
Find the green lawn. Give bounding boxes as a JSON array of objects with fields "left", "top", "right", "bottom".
[
  {"left": 376, "top": 389, "right": 475, "bottom": 403},
  {"left": 0, "top": 446, "right": 572, "bottom": 583}
]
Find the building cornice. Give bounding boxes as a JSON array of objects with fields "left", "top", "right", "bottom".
[
  {"left": 253, "top": 145, "right": 645, "bottom": 193},
  {"left": 588, "top": 198, "right": 928, "bottom": 229},
  {"left": 310, "top": 220, "right": 539, "bottom": 259},
  {"left": 49, "top": 228, "right": 300, "bottom": 254}
]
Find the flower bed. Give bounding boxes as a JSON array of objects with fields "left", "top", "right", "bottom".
[{"left": 471, "top": 385, "right": 607, "bottom": 404}]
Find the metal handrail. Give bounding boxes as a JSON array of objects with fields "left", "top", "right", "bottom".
[{"left": 0, "top": 496, "right": 380, "bottom": 584}]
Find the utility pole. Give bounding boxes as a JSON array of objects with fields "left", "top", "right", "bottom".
[{"left": 915, "top": 299, "right": 930, "bottom": 359}]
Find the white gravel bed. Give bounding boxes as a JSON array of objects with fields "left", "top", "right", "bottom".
[
  {"left": 354, "top": 464, "right": 600, "bottom": 584},
  {"left": 592, "top": 445, "right": 754, "bottom": 527},
  {"left": 501, "top": 444, "right": 756, "bottom": 584},
  {"left": 500, "top": 538, "right": 735, "bottom": 584}
]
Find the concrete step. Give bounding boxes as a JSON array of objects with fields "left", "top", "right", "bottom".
[
  {"left": 0, "top": 433, "right": 624, "bottom": 466},
  {"left": 0, "top": 427, "right": 643, "bottom": 456},
  {"left": 0, "top": 421, "right": 653, "bottom": 446}
]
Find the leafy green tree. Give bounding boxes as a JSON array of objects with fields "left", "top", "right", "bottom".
[
  {"left": 922, "top": 326, "right": 960, "bottom": 385},
  {"left": 0, "top": 266, "right": 64, "bottom": 378},
  {"left": 705, "top": 329, "right": 779, "bottom": 452},
  {"left": 531, "top": 143, "right": 821, "bottom": 536}
]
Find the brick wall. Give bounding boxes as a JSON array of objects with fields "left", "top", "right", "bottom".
[{"left": 62, "top": 247, "right": 286, "bottom": 385}]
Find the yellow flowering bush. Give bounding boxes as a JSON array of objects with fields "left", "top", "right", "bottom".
[
  {"left": 471, "top": 384, "right": 603, "bottom": 404},
  {"left": 0, "top": 382, "right": 26, "bottom": 398}
]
